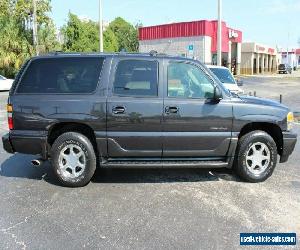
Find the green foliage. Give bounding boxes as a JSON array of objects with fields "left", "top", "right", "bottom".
[
  {"left": 108, "top": 17, "right": 138, "bottom": 52},
  {"left": 62, "top": 14, "right": 139, "bottom": 53},
  {"left": 0, "top": 1, "right": 140, "bottom": 77},
  {"left": 38, "top": 20, "right": 61, "bottom": 53},
  {"left": 103, "top": 28, "right": 118, "bottom": 52},
  {"left": 62, "top": 13, "right": 99, "bottom": 52},
  {"left": 0, "top": 0, "right": 55, "bottom": 77},
  {"left": 14, "top": 0, "right": 52, "bottom": 26},
  {"left": 0, "top": 16, "right": 33, "bottom": 77}
]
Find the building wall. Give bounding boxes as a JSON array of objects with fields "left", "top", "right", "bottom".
[
  {"left": 139, "top": 36, "right": 212, "bottom": 64},
  {"left": 240, "top": 52, "right": 253, "bottom": 75},
  {"left": 241, "top": 42, "right": 278, "bottom": 75}
]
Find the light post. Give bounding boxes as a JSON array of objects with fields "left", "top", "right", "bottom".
[
  {"left": 99, "top": 0, "right": 104, "bottom": 52},
  {"left": 217, "top": 0, "right": 222, "bottom": 66},
  {"left": 33, "top": 0, "right": 39, "bottom": 55}
]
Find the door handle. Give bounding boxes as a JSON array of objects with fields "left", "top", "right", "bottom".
[
  {"left": 165, "top": 106, "right": 179, "bottom": 114},
  {"left": 112, "top": 106, "right": 126, "bottom": 114}
]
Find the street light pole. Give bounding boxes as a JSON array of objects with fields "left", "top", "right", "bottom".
[
  {"left": 33, "top": 0, "right": 39, "bottom": 55},
  {"left": 217, "top": 0, "right": 222, "bottom": 66},
  {"left": 99, "top": 0, "right": 104, "bottom": 52}
]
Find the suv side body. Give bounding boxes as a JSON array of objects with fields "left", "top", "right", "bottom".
[{"left": 2, "top": 53, "right": 297, "bottom": 186}]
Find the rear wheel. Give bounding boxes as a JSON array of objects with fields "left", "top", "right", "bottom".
[
  {"left": 234, "top": 130, "right": 278, "bottom": 182},
  {"left": 51, "top": 132, "right": 96, "bottom": 187}
]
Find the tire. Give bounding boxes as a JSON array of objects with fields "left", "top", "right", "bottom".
[
  {"left": 233, "top": 130, "right": 277, "bottom": 182},
  {"left": 51, "top": 132, "right": 97, "bottom": 187}
]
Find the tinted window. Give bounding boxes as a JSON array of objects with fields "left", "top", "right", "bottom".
[
  {"left": 17, "top": 57, "right": 104, "bottom": 94},
  {"left": 168, "top": 62, "right": 214, "bottom": 99},
  {"left": 209, "top": 68, "right": 236, "bottom": 84},
  {"left": 114, "top": 60, "right": 158, "bottom": 96},
  {"left": 279, "top": 64, "right": 286, "bottom": 69}
]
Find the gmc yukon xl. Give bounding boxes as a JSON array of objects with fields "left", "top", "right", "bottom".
[{"left": 2, "top": 53, "right": 297, "bottom": 187}]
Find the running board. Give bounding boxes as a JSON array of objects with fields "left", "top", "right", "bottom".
[{"left": 101, "top": 159, "right": 229, "bottom": 169}]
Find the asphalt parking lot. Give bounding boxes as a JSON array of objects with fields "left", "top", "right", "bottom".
[{"left": 0, "top": 73, "right": 299, "bottom": 250}]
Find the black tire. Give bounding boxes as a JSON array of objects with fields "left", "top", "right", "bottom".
[
  {"left": 51, "top": 132, "right": 96, "bottom": 187},
  {"left": 233, "top": 130, "right": 277, "bottom": 182}
]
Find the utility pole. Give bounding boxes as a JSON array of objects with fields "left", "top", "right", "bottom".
[
  {"left": 217, "top": 0, "right": 222, "bottom": 66},
  {"left": 99, "top": 0, "right": 104, "bottom": 52},
  {"left": 32, "top": 0, "right": 39, "bottom": 55}
]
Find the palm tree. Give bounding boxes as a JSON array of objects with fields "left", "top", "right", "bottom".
[{"left": 0, "top": 17, "right": 33, "bottom": 77}]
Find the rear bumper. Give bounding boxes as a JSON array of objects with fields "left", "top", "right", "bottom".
[
  {"left": 280, "top": 132, "right": 297, "bottom": 163},
  {"left": 2, "top": 133, "right": 14, "bottom": 154},
  {"left": 2, "top": 130, "right": 48, "bottom": 159}
]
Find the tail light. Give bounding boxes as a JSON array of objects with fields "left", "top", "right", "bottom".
[{"left": 7, "top": 104, "right": 13, "bottom": 130}]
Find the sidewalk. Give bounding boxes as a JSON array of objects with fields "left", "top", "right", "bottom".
[{"left": 238, "top": 70, "right": 300, "bottom": 78}]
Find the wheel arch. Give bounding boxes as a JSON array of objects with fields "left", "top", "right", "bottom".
[
  {"left": 47, "top": 122, "right": 99, "bottom": 157},
  {"left": 238, "top": 122, "right": 283, "bottom": 155}
]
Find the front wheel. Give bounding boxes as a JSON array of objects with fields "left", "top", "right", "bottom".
[
  {"left": 51, "top": 132, "right": 97, "bottom": 187},
  {"left": 233, "top": 130, "right": 278, "bottom": 182}
]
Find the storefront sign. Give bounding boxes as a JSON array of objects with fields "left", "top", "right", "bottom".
[{"left": 228, "top": 29, "right": 239, "bottom": 39}]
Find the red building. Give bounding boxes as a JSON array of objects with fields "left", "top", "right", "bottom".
[{"left": 139, "top": 20, "right": 242, "bottom": 74}]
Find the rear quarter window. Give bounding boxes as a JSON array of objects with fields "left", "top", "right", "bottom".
[
  {"left": 113, "top": 59, "right": 158, "bottom": 97},
  {"left": 17, "top": 57, "right": 104, "bottom": 94}
]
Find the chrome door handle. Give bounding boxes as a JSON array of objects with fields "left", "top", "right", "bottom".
[
  {"left": 165, "top": 106, "right": 179, "bottom": 114},
  {"left": 112, "top": 106, "right": 126, "bottom": 114}
]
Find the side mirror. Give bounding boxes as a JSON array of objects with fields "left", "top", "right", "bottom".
[
  {"left": 214, "top": 86, "right": 223, "bottom": 101},
  {"left": 236, "top": 79, "right": 243, "bottom": 86}
]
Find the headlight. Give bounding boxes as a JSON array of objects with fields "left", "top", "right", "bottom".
[{"left": 287, "top": 112, "right": 294, "bottom": 131}]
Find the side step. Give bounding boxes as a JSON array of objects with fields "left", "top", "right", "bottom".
[{"left": 101, "top": 159, "right": 229, "bottom": 169}]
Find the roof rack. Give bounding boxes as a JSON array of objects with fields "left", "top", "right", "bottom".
[
  {"left": 149, "top": 50, "right": 168, "bottom": 57},
  {"left": 149, "top": 50, "right": 158, "bottom": 56}
]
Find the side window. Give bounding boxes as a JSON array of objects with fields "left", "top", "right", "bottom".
[
  {"left": 113, "top": 60, "right": 158, "bottom": 96},
  {"left": 17, "top": 57, "right": 104, "bottom": 94},
  {"left": 168, "top": 62, "right": 214, "bottom": 99}
]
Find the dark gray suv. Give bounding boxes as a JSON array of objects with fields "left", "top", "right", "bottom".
[{"left": 2, "top": 53, "right": 297, "bottom": 187}]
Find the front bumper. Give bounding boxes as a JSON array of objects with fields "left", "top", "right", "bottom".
[{"left": 280, "top": 132, "right": 297, "bottom": 163}]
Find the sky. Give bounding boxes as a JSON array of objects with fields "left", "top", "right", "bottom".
[{"left": 50, "top": 0, "right": 300, "bottom": 49}]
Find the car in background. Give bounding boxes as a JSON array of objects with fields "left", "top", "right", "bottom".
[
  {"left": 278, "top": 64, "right": 292, "bottom": 74},
  {"left": 0, "top": 75, "right": 14, "bottom": 91},
  {"left": 207, "top": 65, "right": 244, "bottom": 95}
]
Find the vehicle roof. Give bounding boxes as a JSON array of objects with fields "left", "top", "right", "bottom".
[
  {"left": 30, "top": 52, "right": 198, "bottom": 62},
  {"left": 206, "top": 65, "right": 229, "bottom": 69}
]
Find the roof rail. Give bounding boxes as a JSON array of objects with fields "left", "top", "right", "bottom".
[
  {"left": 149, "top": 50, "right": 158, "bottom": 56},
  {"left": 149, "top": 50, "right": 169, "bottom": 57}
]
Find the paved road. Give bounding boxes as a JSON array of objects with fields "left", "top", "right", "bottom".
[{"left": 0, "top": 73, "right": 299, "bottom": 250}]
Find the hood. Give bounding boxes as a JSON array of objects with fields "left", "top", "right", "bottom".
[
  {"left": 239, "top": 95, "right": 289, "bottom": 110},
  {"left": 223, "top": 83, "right": 244, "bottom": 94}
]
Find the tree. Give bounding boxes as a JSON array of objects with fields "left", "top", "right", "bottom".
[
  {"left": 62, "top": 13, "right": 120, "bottom": 53},
  {"left": 62, "top": 13, "right": 99, "bottom": 52},
  {"left": 38, "top": 20, "right": 61, "bottom": 53},
  {"left": 108, "top": 17, "right": 138, "bottom": 52},
  {"left": 0, "top": 16, "right": 33, "bottom": 77},
  {"left": 0, "top": 0, "right": 57, "bottom": 77},
  {"left": 103, "top": 28, "right": 118, "bottom": 52},
  {"left": 14, "top": 0, "right": 52, "bottom": 27}
]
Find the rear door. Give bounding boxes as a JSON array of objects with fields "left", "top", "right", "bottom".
[
  {"left": 162, "top": 59, "right": 233, "bottom": 157},
  {"left": 106, "top": 57, "right": 164, "bottom": 158}
]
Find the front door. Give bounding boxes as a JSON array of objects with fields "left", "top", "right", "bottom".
[
  {"left": 163, "top": 60, "right": 233, "bottom": 157},
  {"left": 106, "top": 58, "right": 163, "bottom": 158}
]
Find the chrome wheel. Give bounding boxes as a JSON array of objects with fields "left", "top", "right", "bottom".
[
  {"left": 58, "top": 144, "right": 86, "bottom": 178},
  {"left": 246, "top": 142, "right": 270, "bottom": 175}
]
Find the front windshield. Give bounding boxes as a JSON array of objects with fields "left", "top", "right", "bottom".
[{"left": 210, "top": 68, "right": 236, "bottom": 84}]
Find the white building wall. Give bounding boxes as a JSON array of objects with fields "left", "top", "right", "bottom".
[
  {"left": 139, "top": 36, "right": 212, "bottom": 64},
  {"left": 282, "top": 53, "right": 297, "bottom": 68}
]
